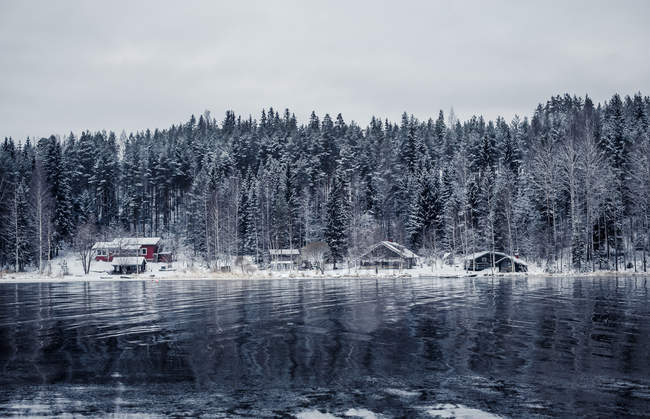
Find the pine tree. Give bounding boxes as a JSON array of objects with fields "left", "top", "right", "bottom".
[
  {"left": 187, "top": 163, "right": 210, "bottom": 257},
  {"left": 237, "top": 177, "right": 259, "bottom": 257},
  {"left": 398, "top": 114, "right": 425, "bottom": 174},
  {"left": 89, "top": 131, "right": 119, "bottom": 226},
  {"left": 9, "top": 179, "right": 33, "bottom": 271},
  {"left": 601, "top": 94, "right": 632, "bottom": 212},
  {"left": 432, "top": 110, "right": 446, "bottom": 163},
  {"left": 407, "top": 168, "right": 441, "bottom": 251},
  {"left": 39, "top": 135, "right": 73, "bottom": 250},
  {"left": 440, "top": 164, "right": 458, "bottom": 258},
  {"left": 0, "top": 142, "right": 16, "bottom": 267},
  {"left": 245, "top": 178, "right": 260, "bottom": 258},
  {"left": 325, "top": 175, "right": 350, "bottom": 268}
]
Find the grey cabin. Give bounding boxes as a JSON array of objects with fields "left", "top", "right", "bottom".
[
  {"left": 269, "top": 248, "right": 300, "bottom": 270},
  {"left": 359, "top": 241, "right": 419, "bottom": 269},
  {"left": 464, "top": 251, "right": 528, "bottom": 272}
]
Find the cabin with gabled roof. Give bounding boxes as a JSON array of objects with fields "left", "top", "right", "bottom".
[
  {"left": 359, "top": 241, "right": 419, "bottom": 269},
  {"left": 111, "top": 257, "right": 147, "bottom": 275},
  {"left": 93, "top": 237, "right": 164, "bottom": 262},
  {"left": 464, "top": 251, "right": 528, "bottom": 272},
  {"left": 269, "top": 248, "right": 300, "bottom": 270}
]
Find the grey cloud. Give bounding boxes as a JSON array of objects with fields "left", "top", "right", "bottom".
[{"left": 0, "top": 0, "right": 649, "bottom": 139}]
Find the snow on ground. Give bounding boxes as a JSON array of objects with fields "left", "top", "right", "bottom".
[{"left": 0, "top": 252, "right": 645, "bottom": 284}]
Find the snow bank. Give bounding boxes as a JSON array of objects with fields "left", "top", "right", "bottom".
[{"left": 1, "top": 252, "right": 644, "bottom": 284}]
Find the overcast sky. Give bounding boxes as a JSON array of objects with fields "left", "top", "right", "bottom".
[{"left": 1, "top": 1, "right": 649, "bottom": 140}]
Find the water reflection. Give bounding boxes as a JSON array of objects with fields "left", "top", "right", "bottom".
[{"left": 0, "top": 276, "right": 648, "bottom": 417}]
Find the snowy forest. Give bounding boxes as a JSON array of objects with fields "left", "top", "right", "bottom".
[{"left": 1, "top": 92, "right": 650, "bottom": 273}]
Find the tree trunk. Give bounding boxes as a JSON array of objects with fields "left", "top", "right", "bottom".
[
  {"left": 38, "top": 195, "right": 43, "bottom": 274},
  {"left": 605, "top": 215, "right": 610, "bottom": 269},
  {"left": 614, "top": 215, "right": 619, "bottom": 272},
  {"left": 15, "top": 188, "right": 19, "bottom": 272},
  {"left": 47, "top": 226, "right": 52, "bottom": 275},
  {"left": 632, "top": 218, "right": 637, "bottom": 272}
]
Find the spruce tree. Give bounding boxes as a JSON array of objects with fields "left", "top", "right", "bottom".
[
  {"left": 432, "top": 110, "right": 446, "bottom": 162},
  {"left": 39, "top": 135, "right": 73, "bottom": 250},
  {"left": 407, "top": 168, "right": 441, "bottom": 251},
  {"left": 187, "top": 163, "right": 210, "bottom": 257},
  {"left": 237, "top": 177, "right": 259, "bottom": 257},
  {"left": 325, "top": 175, "right": 350, "bottom": 268},
  {"left": 9, "top": 179, "right": 33, "bottom": 271}
]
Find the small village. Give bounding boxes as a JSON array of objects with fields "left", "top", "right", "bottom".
[{"left": 82, "top": 235, "right": 529, "bottom": 280}]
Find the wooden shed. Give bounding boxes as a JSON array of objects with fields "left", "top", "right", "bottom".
[
  {"left": 359, "top": 241, "right": 419, "bottom": 269},
  {"left": 464, "top": 251, "right": 528, "bottom": 272},
  {"left": 111, "top": 257, "right": 147, "bottom": 275},
  {"left": 269, "top": 248, "right": 300, "bottom": 270}
]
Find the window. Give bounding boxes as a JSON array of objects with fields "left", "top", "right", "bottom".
[
  {"left": 141, "top": 248, "right": 147, "bottom": 256},
  {"left": 97, "top": 249, "right": 105, "bottom": 256}
]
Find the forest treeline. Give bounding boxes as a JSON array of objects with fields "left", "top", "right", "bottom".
[{"left": 1, "top": 93, "right": 649, "bottom": 272}]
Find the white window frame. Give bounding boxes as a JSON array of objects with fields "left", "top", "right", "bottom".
[{"left": 140, "top": 248, "right": 147, "bottom": 256}]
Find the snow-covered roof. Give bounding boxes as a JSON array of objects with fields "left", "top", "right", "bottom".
[
  {"left": 494, "top": 256, "right": 527, "bottom": 266},
  {"left": 361, "top": 241, "right": 419, "bottom": 259},
  {"left": 270, "top": 249, "right": 300, "bottom": 255},
  {"left": 382, "top": 241, "right": 419, "bottom": 259},
  {"left": 121, "top": 244, "right": 143, "bottom": 250},
  {"left": 464, "top": 251, "right": 528, "bottom": 266},
  {"left": 113, "top": 237, "right": 162, "bottom": 246},
  {"left": 464, "top": 251, "right": 494, "bottom": 261},
  {"left": 111, "top": 257, "right": 147, "bottom": 266},
  {"left": 93, "top": 237, "right": 161, "bottom": 249}
]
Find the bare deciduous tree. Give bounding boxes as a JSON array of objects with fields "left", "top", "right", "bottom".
[
  {"left": 530, "top": 137, "right": 561, "bottom": 271},
  {"left": 578, "top": 131, "right": 606, "bottom": 272},
  {"left": 75, "top": 220, "right": 97, "bottom": 275},
  {"left": 244, "top": 263, "right": 257, "bottom": 277},
  {"left": 301, "top": 241, "right": 330, "bottom": 274},
  {"left": 559, "top": 136, "right": 581, "bottom": 269},
  {"left": 30, "top": 161, "right": 53, "bottom": 274},
  {"left": 234, "top": 255, "right": 247, "bottom": 273}
]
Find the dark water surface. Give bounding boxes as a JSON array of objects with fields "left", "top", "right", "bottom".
[{"left": 0, "top": 276, "right": 649, "bottom": 418}]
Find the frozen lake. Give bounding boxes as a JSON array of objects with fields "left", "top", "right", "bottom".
[{"left": 0, "top": 276, "right": 649, "bottom": 417}]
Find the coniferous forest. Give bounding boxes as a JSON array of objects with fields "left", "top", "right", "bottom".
[{"left": 1, "top": 93, "right": 649, "bottom": 273}]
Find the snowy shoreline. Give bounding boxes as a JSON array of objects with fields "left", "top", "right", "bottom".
[
  {"left": 1, "top": 255, "right": 646, "bottom": 284},
  {"left": 1, "top": 268, "right": 648, "bottom": 284}
]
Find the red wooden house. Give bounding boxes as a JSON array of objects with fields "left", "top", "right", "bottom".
[{"left": 93, "top": 237, "right": 164, "bottom": 262}]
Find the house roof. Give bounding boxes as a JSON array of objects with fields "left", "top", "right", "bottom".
[
  {"left": 464, "top": 251, "right": 498, "bottom": 260},
  {"left": 111, "top": 257, "right": 147, "bottom": 266},
  {"left": 270, "top": 249, "right": 300, "bottom": 255},
  {"left": 114, "top": 237, "right": 162, "bottom": 246},
  {"left": 464, "top": 251, "right": 528, "bottom": 266},
  {"left": 122, "top": 244, "right": 143, "bottom": 250},
  {"left": 93, "top": 237, "right": 162, "bottom": 250},
  {"left": 361, "top": 241, "right": 419, "bottom": 259}
]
